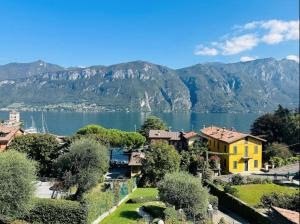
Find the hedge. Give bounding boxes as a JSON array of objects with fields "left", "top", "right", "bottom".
[
  {"left": 204, "top": 181, "right": 272, "bottom": 224},
  {"left": 25, "top": 178, "right": 137, "bottom": 224},
  {"left": 83, "top": 190, "right": 114, "bottom": 224},
  {"left": 26, "top": 198, "right": 87, "bottom": 224}
]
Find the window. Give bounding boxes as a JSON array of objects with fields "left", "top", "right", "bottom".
[
  {"left": 244, "top": 146, "right": 248, "bottom": 157},
  {"left": 254, "top": 160, "right": 258, "bottom": 168},
  {"left": 224, "top": 145, "right": 227, "bottom": 153},
  {"left": 233, "top": 161, "right": 238, "bottom": 169},
  {"left": 214, "top": 140, "right": 216, "bottom": 147},
  {"left": 254, "top": 145, "right": 258, "bottom": 154},
  {"left": 233, "top": 146, "right": 237, "bottom": 155}
]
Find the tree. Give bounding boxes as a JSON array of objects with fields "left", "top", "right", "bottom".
[
  {"left": 55, "top": 138, "right": 109, "bottom": 198},
  {"left": 76, "top": 124, "right": 146, "bottom": 148},
  {"left": 265, "top": 143, "right": 292, "bottom": 160},
  {"left": 8, "top": 134, "right": 61, "bottom": 177},
  {"left": 251, "top": 105, "right": 300, "bottom": 149},
  {"left": 139, "top": 116, "right": 167, "bottom": 139},
  {"left": 141, "top": 142, "right": 180, "bottom": 186},
  {"left": 158, "top": 172, "right": 209, "bottom": 220},
  {"left": 0, "top": 150, "right": 36, "bottom": 222}
]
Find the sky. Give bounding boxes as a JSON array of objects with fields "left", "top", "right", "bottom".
[{"left": 0, "top": 0, "right": 299, "bottom": 68}]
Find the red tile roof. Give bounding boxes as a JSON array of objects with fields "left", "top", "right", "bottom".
[
  {"left": 272, "top": 206, "right": 299, "bottom": 224},
  {"left": 201, "top": 126, "right": 266, "bottom": 144},
  {"left": 128, "top": 152, "right": 145, "bottom": 166},
  {"left": 149, "top": 130, "right": 181, "bottom": 141},
  {"left": 0, "top": 126, "right": 22, "bottom": 143},
  {"left": 182, "top": 131, "right": 198, "bottom": 139}
]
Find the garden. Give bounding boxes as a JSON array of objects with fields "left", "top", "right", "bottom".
[{"left": 100, "top": 188, "right": 163, "bottom": 224}]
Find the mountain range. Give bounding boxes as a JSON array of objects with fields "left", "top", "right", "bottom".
[{"left": 0, "top": 58, "right": 298, "bottom": 113}]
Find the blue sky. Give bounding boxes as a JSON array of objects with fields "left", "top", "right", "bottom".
[{"left": 0, "top": 0, "right": 299, "bottom": 68}]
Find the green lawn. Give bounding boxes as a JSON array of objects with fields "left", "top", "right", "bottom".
[
  {"left": 100, "top": 188, "right": 159, "bottom": 224},
  {"left": 233, "top": 184, "right": 299, "bottom": 206}
]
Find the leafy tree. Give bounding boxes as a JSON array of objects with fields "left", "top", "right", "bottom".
[
  {"left": 55, "top": 138, "right": 109, "bottom": 199},
  {"left": 0, "top": 150, "right": 36, "bottom": 222},
  {"left": 139, "top": 116, "right": 167, "bottom": 139},
  {"left": 8, "top": 134, "right": 61, "bottom": 177},
  {"left": 76, "top": 124, "right": 145, "bottom": 148},
  {"left": 251, "top": 105, "right": 300, "bottom": 150},
  {"left": 158, "top": 172, "right": 209, "bottom": 220},
  {"left": 141, "top": 142, "right": 180, "bottom": 186},
  {"left": 265, "top": 143, "right": 292, "bottom": 160}
]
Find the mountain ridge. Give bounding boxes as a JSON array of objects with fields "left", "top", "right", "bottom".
[{"left": 0, "top": 58, "right": 298, "bottom": 113}]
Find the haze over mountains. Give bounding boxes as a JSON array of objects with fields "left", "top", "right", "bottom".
[{"left": 0, "top": 58, "right": 298, "bottom": 113}]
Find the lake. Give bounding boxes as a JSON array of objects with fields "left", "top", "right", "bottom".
[{"left": 0, "top": 111, "right": 260, "bottom": 136}]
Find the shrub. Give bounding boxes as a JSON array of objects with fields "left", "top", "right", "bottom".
[
  {"left": 224, "top": 185, "right": 238, "bottom": 197},
  {"left": 0, "top": 150, "right": 37, "bottom": 223},
  {"left": 163, "top": 207, "right": 179, "bottom": 224},
  {"left": 285, "top": 156, "right": 299, "bottom": 165},
  {"left": 202, "top": 168, "right": 214, "bottom": 182},
  {"left": 143, "top": 204, "right": 165, "bottom": 219},
  {"left": 127, "top": 196, "right": 158, "bottom": 204},
  {"left": 83, "top": 190, "right": 114, "bottom": 224},
  {"left": 231, "top": 174, "right": 245, "bottom": 185},
  {"left": 213, "top": 179, "right": 226, "bottom": 187},
  {"left": 269, "top": 157, "right": 284, "bottom": 167},
  {"left": 260, "top": 192, "right": 299, "bottom": 212},
  {"left": 209, "top": 195, "right": 218, "bottom": 209},
  {"left": 218, "top": 217, "right": 227, "bottom": 224},
  {"left": 26, "top": 198, "right": 87, "bottom": 224},
  {"left": 244, "top": 176, "right": 272, "bottom": 184}
]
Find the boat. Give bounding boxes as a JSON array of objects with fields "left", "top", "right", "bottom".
[{"left": 24, "top": 116, "right": 38, "bottom": 134}]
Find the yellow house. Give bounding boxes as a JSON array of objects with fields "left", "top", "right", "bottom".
[{"left": 201, "top": 126, "right": 266, "bottom": 173}]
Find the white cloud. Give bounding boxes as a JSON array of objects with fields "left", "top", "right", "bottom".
[
  {"left": 194, "top": 45, "right": 218, "bottom": 56},
  {"left": 262, "top": 33, "right": 284, "bottom": 44},
  {"left": 240, "top": 56, "right": 258, "bottom": 62},
  {"left": 195, "top": 19, "right": 299, "bottom": 56},
  {"left": 221, "top": 34, "right": 259, "bottom": 55},
  {"left": 286, "top": 55, "right": 299, "bottom": 63}
]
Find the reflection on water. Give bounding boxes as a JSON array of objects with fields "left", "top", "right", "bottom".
[{"left": 0, "top": 111, "right": 260, "bottom": 136}]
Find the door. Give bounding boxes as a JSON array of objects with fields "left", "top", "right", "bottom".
[{"left": 244, "top": 161, "right": 248, "bottom": 171}]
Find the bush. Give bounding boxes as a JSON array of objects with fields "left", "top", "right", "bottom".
[
  {"left": 127, "top": 196, "right": 158, "bottom": 204},
  {"left": 269, "top": 157, "right": 284, "bottom": 167},
  {"left": 218, "top": 217, "right": 227, "bottom": 224},
  {"left": 163, "top": 207, "right": 180, "bottom": 224},
  {"left": 143, "top": 204, "right": 165, "bottom": 219},
  {"left": 245, "top": 176, "right": 272, "bottom": 184},
  {"left": 26, "top": 198, "right": 87, "bottom": 224},
  {"left": 224, "top": 185, "right": 238, "bottom": 197},
  {"left": 83, "top": 189, "right": 114, "bottom": 224},
  {"left": 231, "top": 174, "right": 245, "bottom": 185},
  {"left": 202, "top": 168, "right": 214, "bottom": 182},
  {"left": 260, "top": 192, "right": 299, "bottom": 212},
  {"left": 285, "top": 156, "right": 299, "bottom": 165},
  {"left": 209, "top": 195, "right": 218, "bottom": 209}
]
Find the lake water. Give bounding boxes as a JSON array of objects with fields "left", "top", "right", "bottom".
[{"left": 0, "top": 111, "right": 260, "bottom": 136}]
